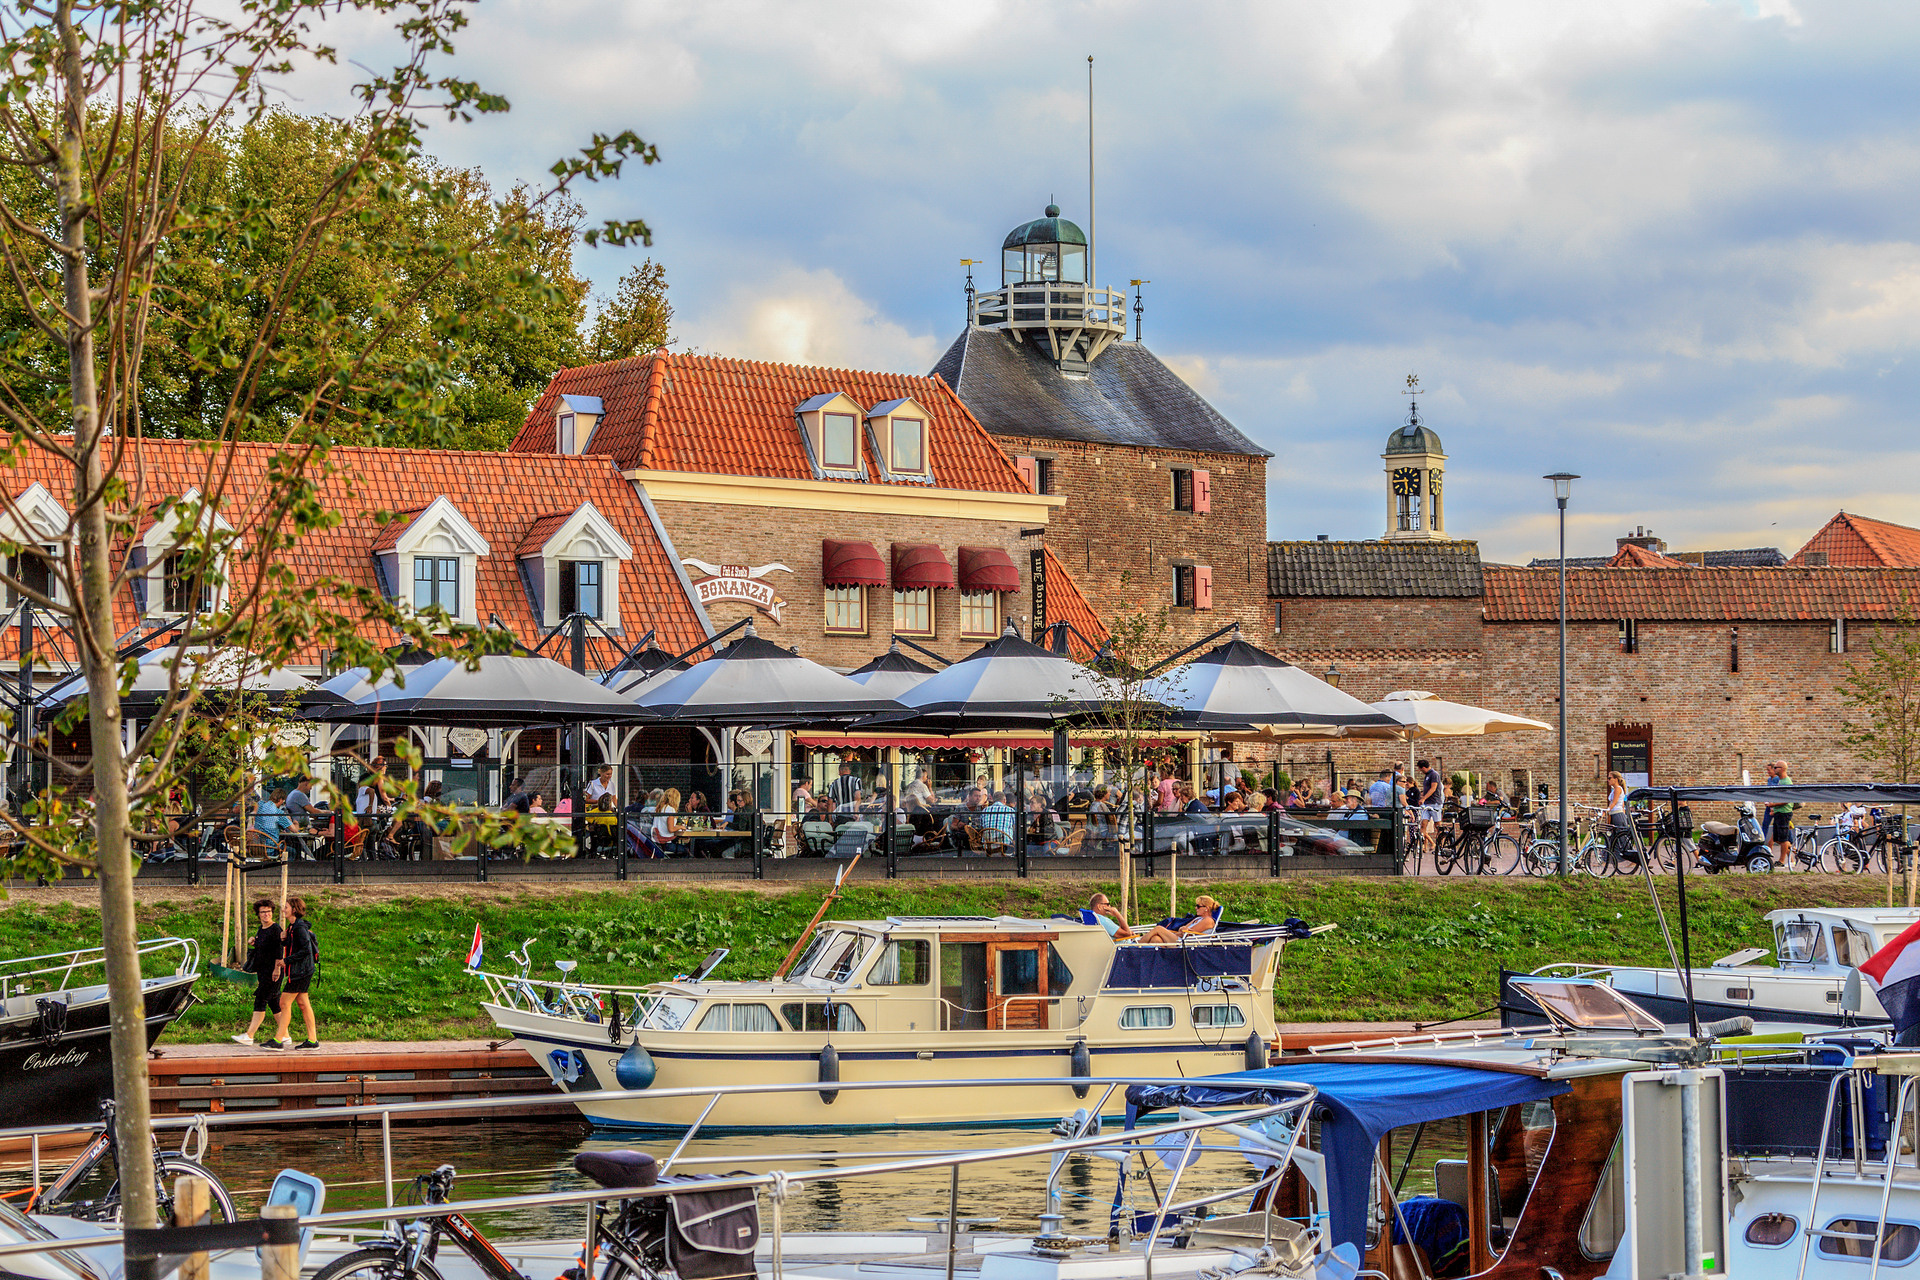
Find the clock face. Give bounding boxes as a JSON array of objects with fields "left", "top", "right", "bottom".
[
  {"left": 1427, "top": 468, "right": 1443, "bottom": 494},
  {"left": 1391, "top": 467, "right": 1420, "bottom": 495}
]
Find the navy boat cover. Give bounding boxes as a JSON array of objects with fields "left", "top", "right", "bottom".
[
  {"left": 1127, "top": 1061, "right": 1569, "bottom": 1251},
  {"left": 1106, "top": 943, "right": 1254, "bottom": 989}
]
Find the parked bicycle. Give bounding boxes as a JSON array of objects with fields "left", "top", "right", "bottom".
[{"left": 33, "top": 1102, "right": 235, "bottom": 1225}]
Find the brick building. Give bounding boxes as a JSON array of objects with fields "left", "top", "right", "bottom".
[{"left": 931, "top": 204, "right": 1272, "bottom": 649}]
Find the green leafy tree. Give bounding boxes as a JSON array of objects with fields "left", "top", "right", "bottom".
[
  {"left": 1840, "top": 603, "right": 1920, "bottom": 783},
  {"left": 0, "top": 0, "right": 655, "bottom": 1228},
  {"left": 586, "top": 259, "right": 673, "bottom": 363}
]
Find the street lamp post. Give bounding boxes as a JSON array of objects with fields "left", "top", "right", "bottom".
[{"left": 1545, "top": 474, "right": 1579, "bottom": 876}]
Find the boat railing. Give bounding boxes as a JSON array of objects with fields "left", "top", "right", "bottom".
[
  {"left": 0, "top": 936, "right": 197, "bottom": 1002},
  {"left": 0, "top": 1075, "right": 1319, "bottom": 1280}
]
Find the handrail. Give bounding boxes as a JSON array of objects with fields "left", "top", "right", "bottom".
[{"left": 0, "top": 937, "right": 197, "bottom": 1001}]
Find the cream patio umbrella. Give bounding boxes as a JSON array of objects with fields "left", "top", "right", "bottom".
[{"left": 1368, "top": 690, "right": 1553, "bottom": 738}]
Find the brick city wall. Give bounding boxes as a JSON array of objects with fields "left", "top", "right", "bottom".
[
  {"left": 646, "top": 497, "right": 1035, "bottom": 670},
  {"left": 1274, "top": 595, "right": 1484, "bottom": 654},
  {"left": 994, "top": 434, "right": 1270, "bottom": 649}
]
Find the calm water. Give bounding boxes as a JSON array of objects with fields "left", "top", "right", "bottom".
[{"left": 2, "top": 1117, "right": 1272, "bottom": 1240}]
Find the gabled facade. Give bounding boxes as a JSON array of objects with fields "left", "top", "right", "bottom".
[{"left": 1790, "top": 511, "right": 1920, "bottom": 567}]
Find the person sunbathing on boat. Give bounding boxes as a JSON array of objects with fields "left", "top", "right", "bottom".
[
  {"left": 1085, "top": 892, "right": 1133, "bottom": 939},
  {"left": 1138, "top": 895, "right": 1220, "bottom": 945}
]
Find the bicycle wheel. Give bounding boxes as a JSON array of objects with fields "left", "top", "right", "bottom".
[
  {"left": 157, "top": 1156, "right": 237, "bottom": 1225},
  {"left": 1485, "top": 832, "right": 1521, "bottom": 875},
  {"left": 1524, "top": 839, "right": 1559, "bottom": 877},
  {"left": 1822, "top": 837, "right": 1866, "bottom": 875},
  {"left": 1649, "top": 835, "right": 1687, "bottom": 873},
  {"left": 1588, "top": 839, "right": 1617, "bottom": 878},
  {"left": 1432, "top": 835, "right": 1459, "bottom": 876},
  {"left": 313, "top": 1247, "right": 445, "bottom": 1280}
]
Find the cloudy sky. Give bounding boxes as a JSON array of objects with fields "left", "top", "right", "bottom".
[{"left": 294, "top": 0, "right": 1917, "bottom": 562}]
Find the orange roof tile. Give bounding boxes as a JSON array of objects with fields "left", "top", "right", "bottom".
[
  {"left": 1484, "top": 565, "right": 1920, "bottom": 621},
  {"left": 1607, "top": 543, "right": 1694, "bottom": 568},
  {"left": 510, "top": 351, "right": 1031, "bottom": 494},
  {"left": 1790, "top": 511, "right": 1920, "bottom": 567},
  {"left": 0, "top": 439, "right": 709, "bottom": 667},
  {"left": 1041, "top": 548, "right": 1110, "bottom": 659},
  {"left": 514, "top": 513, "right": 572, "bottom": 558}
]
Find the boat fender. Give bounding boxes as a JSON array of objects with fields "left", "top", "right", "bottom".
[
  {"left": 1070, "top": 1040, "right": 1091, "bottom": 1099},
  {"left": 1244, "top": 1032, "right": 1266, "bottom": 1071},
  {"left": 819, "top": 1044, "right": 840, "bottom": 1104},
  {"left": 614, "top": 1038, "right": 657, "bottom": 1090}
]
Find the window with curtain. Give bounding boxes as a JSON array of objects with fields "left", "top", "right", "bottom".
[
  {"left": 893, "top": 588, "right": 933, "bottom": 636},
  {"left": 869, "top": 939, "right": 930, "bottom": 985},
  {"left": 780, "top": 1002, "right": 867, "bottom": 1032},
  {"left": 162, "top": 554, "right": 215, "bottom": 614},
  {"left": 824, "top": 585, "right": 865, "bottom": 634},
  {"left": 959, "top": 592, "right": 998, "bottom": 638},
  {"left": 696, "top": 1003, "right": 780, "bottom": 1032},
  {"left": 1120, "top": 1006, "right": 1174, "bottom": 1029},
  {"left": 1192, "top": 1005, "right": 1246, "bottom": 1028}
]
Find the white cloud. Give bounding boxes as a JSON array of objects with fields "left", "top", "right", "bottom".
[{"left": 680, "top": 267, "right": 940, "bottom": 373}]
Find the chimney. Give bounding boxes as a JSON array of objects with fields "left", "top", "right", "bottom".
[{"left": 1617, "top": 527, "right": 1667, "bottom": 554}]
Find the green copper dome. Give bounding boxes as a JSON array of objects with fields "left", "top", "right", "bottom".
[
  {"left": 1385, "top": 421, "right": 1443, "bottom": 455},
  {"left": 1002, "top": 204, "right": 1088, "bottom": 250}
]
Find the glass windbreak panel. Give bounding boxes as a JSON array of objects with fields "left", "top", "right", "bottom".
[
  {"left": 1817, "top": 1220, "right": 1920, "bottom": 1261},
  {"left": 942, "top": 941, "right": 989, "bottom": 1030},
  {"left": 1060, "top": 244, "right": 1086, "bottom": 284},
  {"left": 780, "top": 1002, "right": 866, "bottom": 1032},
  {"left": 891, "top": 419, "right": 924, "bottom": 472},
  {"left": 1002, "top": 246, "right": 1025, "bottom": 285},
  {"left": 822, "top": 413, "right": 859, "bottom": 469},
  {"left": 871, "top": 939, "right": 930, "bottom": 986},
  {"left": 1778, "top": 920, "right": 1831, "bottom": 965},
  {"left": 1120, "top": 1006, "right": 1173, "bottom": 1029},
  {"left": 1509, "top": 978, "right": 1664, "bottom": 1033},
  {"left": 1580, "top": 1134, "right": 1625, "bottom": 1259},
  {"left": 637, "top": 996, "right": 696, "bottom": 1031},
  {"left": 1000, "top": 947, "right": 1041, "bottom": 996}
]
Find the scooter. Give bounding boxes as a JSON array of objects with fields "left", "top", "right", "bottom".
[{"left": 1697, "top": 803, "right": 1774, "bottom": 873}]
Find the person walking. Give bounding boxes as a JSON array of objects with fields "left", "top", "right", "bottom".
[
  {"left": 273, "top": 896, "right": 320, "bottom": 1049},
  {"left": 1765, "top": 759, "right": 1796, "bottom": 868},
  {"left": 1602, "top": 770, "right": 1634, "bottom": 869},
  {"left": 231, "top": 899, "right": 287, "bottom": 1049},
  {"left": 1416, "top": 758, "right": 1442, "bottom": 857}
]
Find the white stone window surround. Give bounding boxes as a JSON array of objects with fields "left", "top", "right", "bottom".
[
  {"left": 384, "top": 495, "right": 490, "bottom": 627},
  {"left": 0, "top": 482, "right": 70, "bottom": 607},
  {"left": 523, "top": 502, "right": 635, "bottom": 628},
  {"left": 139, "top": 488, "right": 237, "bottom": 619}
]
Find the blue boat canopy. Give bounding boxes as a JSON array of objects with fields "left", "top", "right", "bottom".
[
  {"left": 1127, "top": 1061, "right": 1570, "bottom": 1251},
  {"left": 1105, "top": 943, "right": 1253, "bottom": 989},
  {"left": 1628, "top": 783, "right": 1920, "bottom": 806}
]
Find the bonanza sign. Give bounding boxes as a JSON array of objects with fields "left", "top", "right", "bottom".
[{"left": 682, "top": 559, "right": 790, "bottom": 624}]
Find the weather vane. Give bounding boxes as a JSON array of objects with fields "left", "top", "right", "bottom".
[{"left": 1402, "top": 373, "right": 1421, "bottom": 427}]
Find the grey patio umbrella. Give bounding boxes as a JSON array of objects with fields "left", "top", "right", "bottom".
[
  {"left": 845, "top": 641, "right": 937, "bottom": 702},
  {"left": 1141, "top": 634, "right": 1398, "bottom": 733},
  {"left": 602, "top": 638, "right": 690, "bottom": 696},
  {"left": 873, "top": 624, "right": 1127, "bottom": 732},
  {"left": 310, "top": 653, "right": 657, "bottom": 726},
  {"left": 38, "top": 645, "right": 331, "bottom": 713},
  {"left": 632, "top": 623, "right": 904, "bottom": 726}
]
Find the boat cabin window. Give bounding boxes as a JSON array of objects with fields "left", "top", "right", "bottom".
[
  {"left": 810, "top": 932, "right": 871, "bottom": 983},
  {"left": 870, "top": 938, "right": 930, "bottom": 985},
  {"left": 637, "top": 996, "right": 697, "bottom": 1031},
  {"left": 1368, "top": 1104, "right": 1558, "bottom": 1262},
  {"left": 1580, "top": 1135, "right": 1625, "bottom": 1259},
  {"left": 1121, "top": 1006, "right": 1174, "bottom": 1029},
  {"left": 695, "top": 1003, "right": 780, "bottom": 1032},
  {"left": 1817, "top": 1219, "right": 1920, "bottom": 1262},
  {"left": 1746, "top": 1214, "right": 1798, "bottom": 1248},
  {"left": 1778, "top": 919, "right": 1831, "bottom": 965},
  {"left": 998, "top": 944, "right": 1073, "bottom": 996},
  {"left": 1835, "top": 926, "right": 1876, "bottom": 968},
  {"left": 780, "top": 1002, "right": 866, "bottom": 1032},
  {"left": 789, "top": 931, "right": 833, "bottom": 978},
  {"left": 941, "top": 941, "right": 989, "bottom": 1031},
  {"left": 1193, "top": 1005, "right": 1246, "bottom": 1028}
]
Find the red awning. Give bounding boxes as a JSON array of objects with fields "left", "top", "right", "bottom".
[
  {"left": 957, "top": 545, "right": 1021, "bottom": 593},
  {"left": 892, "top": 542, "right": 956, "bottom": 590},
  {"left": 822, "top": 538, "right": 888, "bottom": 587},
  {"left": 795, "top": 734, "right": 1056, "bottom": 749}
]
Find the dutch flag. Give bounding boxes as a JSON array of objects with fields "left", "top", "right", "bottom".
[
  {"left": 1859, "top": 918, "right": 1920, "bottom": 1037},
  {"left": 465, "top": 924, "right": 483, "bottom": 971}
]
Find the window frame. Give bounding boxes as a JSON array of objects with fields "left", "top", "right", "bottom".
[
  {"left": 869, "top": 938, "right": 931, "bottom": 986},
  {"left": 558, "top": 412, "right": 577, "bottom": 455},
  {"left": 823, "top": 585, "right": 867, "bottom": 636},
  {"left": 413, "top": 555, "right": 459, "bottom": 614},
  {"left": 959, "top": 591, "right": 1000, "bottom": 639},
  {"left": 1832, "top": 618, "right": 1847, "bottom": 654},
  {"left": 1171, "top": 467, "right": 1194, "bottom": 511},
  {"left": 560, "top": 559, "right": 603, "bottom": 619},
  {"left": 1618, "top": 619, "right": 1639, "bottom": 654},
  {"left": 892, "top": 587, "right": 934, "bottom": 637},
  {"left": 1034, "top": 457, "right": 1055, "bottom": 495},
  {"left": 1191, "top": 1004, "right": 1247, "bottom": 1028},
  {"left": 1173, "top": 564, "right": 1196, "bottom": 608},
  {"left": 890, "top": 417, "right": 927, "bottom": 474},
  {"left": 161, "top": 553, "right": 216, "bottom": 615},
  {"left": 822, "top": 412, "right": 860, "bottom": 471},
  {"left": 1119, "top": 1005, "right": 1174, "bottom": 1030}
]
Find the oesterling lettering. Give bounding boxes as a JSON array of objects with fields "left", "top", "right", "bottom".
[{"left": 22, "top": 1046, "right": 88, "bottom": 1070}]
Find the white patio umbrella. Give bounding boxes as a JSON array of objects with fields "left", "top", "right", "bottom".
[
  {"left": 845, "top": 641, "right": 937, "bottom": 702},
  {"left": 1142, "top": 634, "right": 1397, "bottom": 734},
  {"left": 1369, "top": 690, "right": 1553, "bottom": 738},
  {"left": 39, "top": 645, "right": 325, "bottom": 711}
]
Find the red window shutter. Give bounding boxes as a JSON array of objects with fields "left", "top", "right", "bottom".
[
  {"left": 1015, "top": 455, "right": 1039, "bottom": 493},
  {"left": 1194, "top": 565, "right": 1213, "bottom": 610},
  {"left": 1193, "top": 469, "right": 1211, "bottom": 513}
]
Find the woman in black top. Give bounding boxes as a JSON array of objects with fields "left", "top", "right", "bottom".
[
  {"left": 273, "top": 896, "right": 320, "bottom": 1049},
  {"left": 230, "top": 899, "right": 285, "bottom": 1049}
]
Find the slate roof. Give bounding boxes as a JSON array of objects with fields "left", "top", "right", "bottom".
[
  {"left": 931, "top": 328, "right": 1269, "bottom": 458},
  {"left": 1791, "top": 512, "right": 1920, "bottom": 567},
  {"left": 0, "top": 439, "right": 709, "bottom": 666},
  {"left": 511, "top": 351, "right": 1030, "bottom": 493},
  {"left": 1525, "top": 547, "right": 1787, "bottom": 569},
  {"left": 1040, "top": 547, "right": 1109, "bottom": 658},
  {"left": 1483, "top": 565, "right": 1920, "bottom": 622},
  {"left": 1267, "top": 540, "right": 1484, "bottom": 598}
]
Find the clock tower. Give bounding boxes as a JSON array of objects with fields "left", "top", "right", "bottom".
[{"left": 1382, "top": 376, "right": 1448, "bottom": 542}]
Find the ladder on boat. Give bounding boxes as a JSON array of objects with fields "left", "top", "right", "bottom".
[{"left": 1797, "top": 1055, "right": 1920, "bottom": 1280}]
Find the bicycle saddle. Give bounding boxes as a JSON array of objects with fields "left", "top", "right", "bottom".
[
  {"left": 574, "top": 1150, "right": 658, "bottom": 1189},
  {"left": 555, "top": 960, "right": 578, "bottom": 975}
]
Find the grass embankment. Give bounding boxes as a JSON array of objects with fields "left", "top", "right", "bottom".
[{"left": 0, "top": 876, "right": 1892, "bottom": 1042}]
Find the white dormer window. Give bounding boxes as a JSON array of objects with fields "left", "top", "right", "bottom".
[
  {"left": 515, "top": 502, "right": 634, "bottom": 628},
  {"left": 793, "top": 392, "right": 869, "bottom": 481},
  {"left": 372, "top": 495, "right": 490, "bottom": 627},
  {"left": 139, "top": 488, "right": 235, "bottom": 619},
  {"left": 865, "top": 397, "right": 935, "bottom": 483},
  {"left": 556, "top": 395, "right": 603, "bottom": 455},
  {"left": 0, "top": 482, "right": 68, "bottom": 607}
]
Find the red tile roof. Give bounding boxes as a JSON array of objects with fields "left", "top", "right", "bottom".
[
  {"left": 1484, "top": 565, "right": 1920, "bottom": 622},
  {"left": 1608, "top": 543, "right": 1693, "bottom": 568},
  {"left": 1790, "top": 511, "right": 1920, "bottom": 567},
  {"left": 0, "top": 439, "right": 709, "bottom": 666},
  {"left": 1041, "top": 548, "right": 1110, "bottom": 658},
  {"left": 514, "top": 513, "right": 572, "bottom": 558},
  {"left": 510, "top": 351, "right": 1031, "bottom": 493}
]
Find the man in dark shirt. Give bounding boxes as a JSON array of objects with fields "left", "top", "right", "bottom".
[
  {"left": 722, "top": 789, "right": 759, "bottom": 858},
  {"left": 827, "top": 762, "right": 860, "bottom": 808},
  {"left": 1417, "top": 758, "right": 1442, "bottom": 856}
]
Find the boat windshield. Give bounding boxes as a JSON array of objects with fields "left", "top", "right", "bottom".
[
  {"left": 0, "top": 1196, "right": 107, "bottom": 1280},
  {"left": 1777, "top": 919, "right": 1830, "bottom": 965},
  {"left": 788, "top": 930, "right": 835, "bottom": 979},
  {"left": 810, "top": 932, "right": 871, "bottom": 983},
  {"left": 637, "top": 995, "right": 698, "bottom": 1031}
]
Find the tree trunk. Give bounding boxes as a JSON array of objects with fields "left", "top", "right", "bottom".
[{"left": 55, "top": 0, "right": 159, "bottom": 1231}]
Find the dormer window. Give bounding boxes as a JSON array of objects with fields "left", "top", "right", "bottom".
[
  {"left": 560, "top": 560, "right": 602, "bottom": 619},
  {"left": 0, "top": 482, "right": 68, "bottom": 608},
  {"left": 137, "top": 488, "right": 235, "bottom": 619},
  {"left": 370, "top": 495, "right": 490, "bottom": 628},
  {"left": 558, "top": 414, "right": 577, "bottom": 454},
  {"left": 414, "top": 556, "right": 459, "bottom": 613},
  {"left": 555, "top": 395, "right": 603, "bottom": 456},
  {"left": 515, "top": 502, "right": 634, "bottom": 627},
  {"left": 865, "top": 397, "right": 935, "bottom": 483},
  {"left": 793, "top": 392, "right": 869, "bottom": 481},
  {"left": 164, "top": 554, "right": 217, "bottom": 614}
]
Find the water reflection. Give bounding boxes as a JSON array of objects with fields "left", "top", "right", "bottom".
[{"left": 2, "top": 1119, "right": 1269, "bottom": 1240}]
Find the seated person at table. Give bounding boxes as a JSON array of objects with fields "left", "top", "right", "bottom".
[
  {"left": 903, "top": 794, "right": 937, "bottom": 847},
  {"left": 717, "top": 789, "right": 757, "bottom": 858},
  {"left": 528, "top": 792, "right": 548, "bottom": 815},
  {"left": 1087, "top": 785, "right": 1118, "bottom": 854},
  {"left": 943, "top": 786, "right": 988, "bottom": 843},
  {"left": 1085, "top": 892, "right": 1132, "bottom": 939},
  {"left": 253, "top": 787, "right": 294, "bottom": 851},
  {"left": 652, "top": 787, "right": 683, "bottom": 849},
  {"left": 1139, "top": 895, "right": 1222, "bottom": 945},
  {"left": 978, "top": 791, "right": 1016, "bottom": 852},
  {"left": 1025, "top": 795, "right": 1061, "bottom": 857},
  {"left": 284, "top": 776, "right": 319, "bottom": 828}
]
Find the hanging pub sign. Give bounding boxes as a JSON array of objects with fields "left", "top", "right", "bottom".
[
  {"left": 1030, "top": 548, "right": 1047, "bottom": 643},
  {"left": 681, "top": 558, "right": 791, "bottom": 624},
  {"left": 448, "top": 727, "right": 488, "bottom": 758}
]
